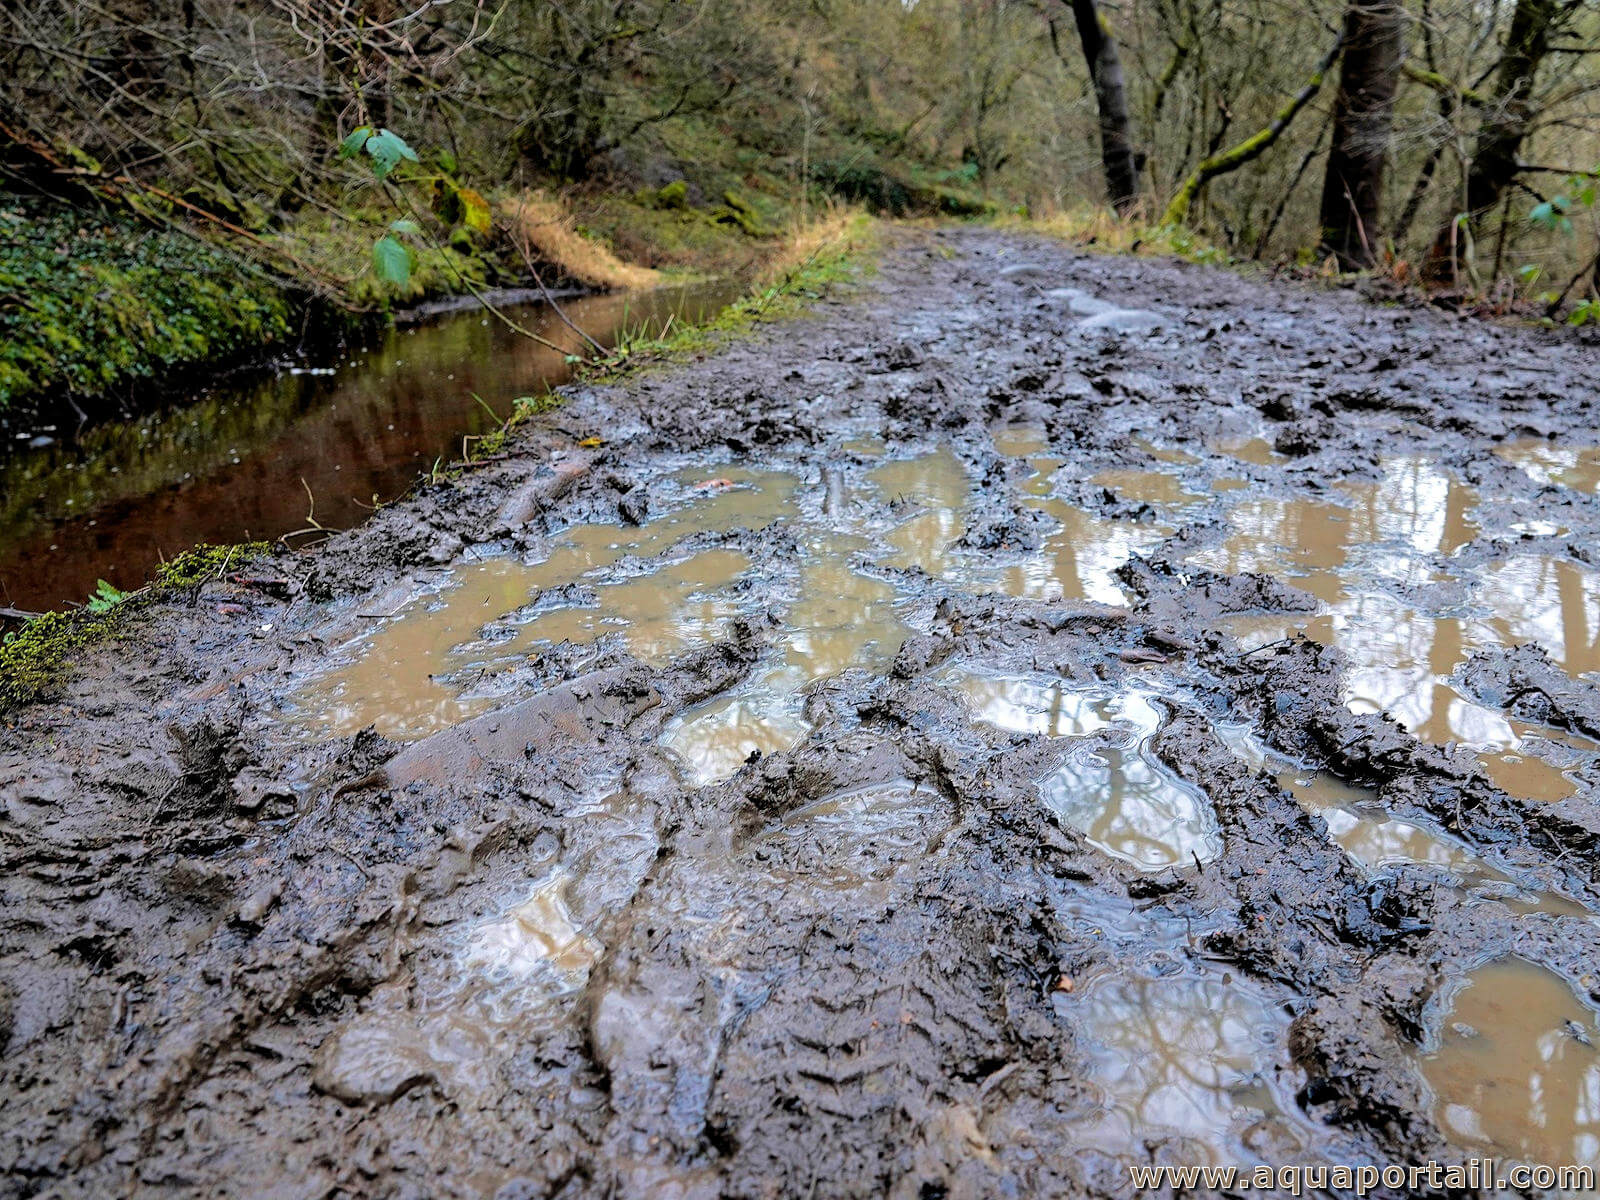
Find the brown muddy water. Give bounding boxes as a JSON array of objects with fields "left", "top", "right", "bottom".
[
  {"left": 10, "top": 229, "right": 1600, "bottom": 1197},
  {"left": 0, "top": 281, "right": 738, "bottom": 612}
]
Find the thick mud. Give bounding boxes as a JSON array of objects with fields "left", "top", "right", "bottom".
[{"left": 4, "top": 228, "right": 1600, "bottom": 1198}]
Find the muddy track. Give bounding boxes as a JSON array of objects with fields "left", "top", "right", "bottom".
[{"left": 4, "top": 227, "right": 1600, "bottom": 1199}]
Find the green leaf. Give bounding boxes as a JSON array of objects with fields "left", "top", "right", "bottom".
[
  {"left": 372, "top": 235, "right": 413, "bottom": 287},
  {"left": 86, "top": 579, "right": 127, "bottom": 614},
  {"left": 365, "top": 128, "right": 419, "bottom": 180},
  {"left": 388, "top": 218, "right": 422, "bottom": 235},
  {"left": 338, "top": 126, "right": 372, "bottom": 159}
]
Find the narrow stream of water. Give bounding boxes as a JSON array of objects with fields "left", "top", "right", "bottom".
[{"left": 0, "top": 281, "right": 741, "bottom": 612}]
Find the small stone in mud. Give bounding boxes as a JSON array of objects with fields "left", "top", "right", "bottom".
[
  {"left": 313, "top": 1018, "right": 439, "bottom": 1105},
  {"left": 618, "top": 491, "right": 649, "bottom": 525}
]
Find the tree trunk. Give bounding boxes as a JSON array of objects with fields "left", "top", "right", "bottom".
[
  {"left": 1319, "top": 0, "right": 1405, "bottom": 269},
  {"left": 1069, "top": 0, "right": 1140, "bottom": 214},
  {"left": 1422, "top": 0, "right": 1561, "bottom": 281}
]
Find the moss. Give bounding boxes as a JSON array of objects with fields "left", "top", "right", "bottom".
[
  {"left": 0, "top": 542, "right": 269, "bottom": 710},
  {"left": 0, "top": 197, "right": 294, "bottom": 413},
  {"left": 153, "top": 542, "right": 273, "bottom": 589}
]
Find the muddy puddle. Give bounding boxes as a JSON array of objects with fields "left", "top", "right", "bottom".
[
  {"left": 1071, "top": 967, "right": 1312, "bottom": 1167},
  {"left": 1420, "top": 958, "right": 1600, "bottom": 1172},
  {"left": 1195, "top": 453, "right": 1598, "bottom": 804},
  {"left": 946, "top": 669, "right": 1220, "bottom": 869},
  {"left": 0, "top": 281, "right": 740, "bottom": 611},
  {"left": 1497, "top": 439, "right": 1600, "bottom": 495}
]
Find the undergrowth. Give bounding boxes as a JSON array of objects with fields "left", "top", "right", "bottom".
[{"left": 0, "top": 199, "right": 293, "bottom": 414}]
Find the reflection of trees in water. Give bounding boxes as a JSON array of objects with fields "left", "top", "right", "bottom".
[
  {"left": 1078, "top": 975, "right": 1282, "bottom": 1147},
  {"left": 0, "top": 283, "right": 738, "bottom": 608},
  {"left": 1483, "top": 557, "right": 1600, "bottom": 679},
  {"left": 1427, "top": 960, "right": 1600, "bottom": 1168},
  {"left": 1039, "top": 693, "right": 1217, "bottom": 869}
]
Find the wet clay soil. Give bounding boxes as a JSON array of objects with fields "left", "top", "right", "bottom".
[{"left": 5, "top": 228, "right": 1600, "bottom": 1198}]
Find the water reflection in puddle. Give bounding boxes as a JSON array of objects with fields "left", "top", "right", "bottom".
[
  {"left": 988, "top": 429, "right": 1184, "bottom": 605},
  {"left": 466, "top": 874, "right": 600, "bottom": 979},
  {"left": 1224, "top": 727, "right": 1593, "bottom": 916},
  {"left": 946, "top": 669, "right": 1220, "bottom": 870},
  {"left": 662, "top": 532, "right": 909, "bottom": 784},
  {"left": 1421, "top": 958, "right": 1600, "bottom": 1172},
  {"left": 1072, "top": 970, "right": 1306, "bottom": 1166},
  {"left": 945, "top": 670, "right": 1114, "bottom": 738},
  {"left": 1496, "top": 440, "right": 1600, "bottom": 494},
  {"left": 1481, "top": 556, "right": 1600, "bottom": 681},
  {"left": 871, "top": 446, "right": 971, "bottom": 575},
  {"left": 297, "top": 470, "right": 796, "bottom": 737},
  {"left": 1197, "top": 454, "right": 1593, "bottom": 801}
]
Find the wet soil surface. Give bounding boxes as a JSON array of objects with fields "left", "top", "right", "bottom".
[{"left": 5, "top": 227, "right": 1600, "bottom": 1198}]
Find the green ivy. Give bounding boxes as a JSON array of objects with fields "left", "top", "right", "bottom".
[{"left": 0, "top": 197, "right": 292, "bottom": 412}]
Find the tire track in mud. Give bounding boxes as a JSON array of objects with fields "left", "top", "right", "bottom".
[{"left": 3, "top": 227, "right": 1600, "bottom": 1198}]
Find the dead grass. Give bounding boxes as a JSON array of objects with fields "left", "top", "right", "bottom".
[
  {"left": 505, "top": 193, "right": 662, "bottom": 291},
  {"left": 1002, "top": 202, "right": 1229, "bottom": 265},
  {"left": 755, "top": 201, "right": 864, "bottom": 286}
]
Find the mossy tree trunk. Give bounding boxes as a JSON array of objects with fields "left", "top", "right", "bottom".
[
  {"left": 1319, "top": 0, "right": 1405, "bottom": 269},
  {"left": 1162, "top": 33, "right": 1345, "bottom": 227}
]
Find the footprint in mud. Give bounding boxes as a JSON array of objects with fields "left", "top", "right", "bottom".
[{"left": 945, "top": 668, "right": 1222, "bottom": 870}]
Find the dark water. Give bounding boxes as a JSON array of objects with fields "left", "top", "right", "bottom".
[{"left": 0, "top": 282, "right": 741, "bottom": 611}]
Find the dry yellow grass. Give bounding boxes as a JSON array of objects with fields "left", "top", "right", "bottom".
[
  {"left": 505, "top": 193, "right": 661, "bottom": 291},
  {"left": 756, "top": 201, "right": 865, "bottom": 285}
]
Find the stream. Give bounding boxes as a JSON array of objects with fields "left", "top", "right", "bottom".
[{"left": 0, "top": 280, "right": 740, "bottom": 612}]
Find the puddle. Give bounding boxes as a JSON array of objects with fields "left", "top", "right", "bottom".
[
  {"left": 1190, "top": 494, "right": 1352, "bottom": 602},
  {"left": 1277, "top": 767, "right": 1481, "bottom": 873},
  {"left": 989, "top": 433, "right": 1177, "bottom": 604},
  {"left": 502, "top": 547, "right": 750, "bottom": 665},
  {"left": 1224, "top": 728, "right": 1592, "bottom": 915},
  {"left": 943, "top": 669, "right": 1115, "bottom": 738},
  {"left": 871, "top": 446, "right": 971, "bottom": 575},
  {"left": 466, "top": 874, "right": 600, "bottom": 980},
  {"left": 943, "top": 669, "right": 1218, "bottom": 870},
  {"left": 662, "top": 532, "right": 909, "bottom": 784},
  {"left": 1420, "top": 958, "right": 1600, "bottom": 1172},
  {"left": 1214, "top": 435, "right": 1286, "bottom": 466},
  {"left": 1481, "top": 556, "right": 1600, "bottom": 681},
  {"left": 299, "top": 557, "right": 553, "bottom": 738},
  {"left": 297, "top": 470, "right": 798, "bottom": 737},
  {"left": 1089, "top": 468, "right": 1207, "bottom": 507},
  {"left": 1043, "top": 733, "right": 1220, "bottom": 871},
  {"left": 1071, "top": 969, "right": 1308, "bottom": 1166},
  {"left": 1497, "top": 440, "right": 1600, "bottom": 494}
]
